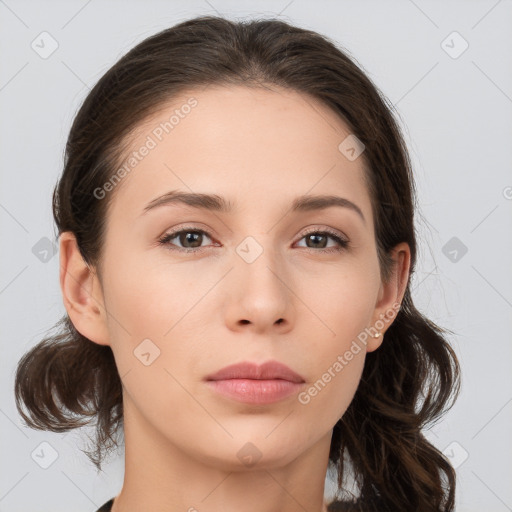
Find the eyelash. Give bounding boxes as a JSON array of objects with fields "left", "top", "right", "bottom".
[{"left": 157, "top": 226, "right": 349, "bottom": 254}]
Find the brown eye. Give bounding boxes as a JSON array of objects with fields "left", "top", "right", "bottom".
[
  {"left": 296, "top": 230, "right": 349, "bottom": 253},
  {"left": 305, "top": 233, "right": 329, "bottom": 249},
  {"left": 158, "top": 228, "right": 214, "bottom": 252},
  {"left": 158, "top": 227, "right": 348, "bottom": 254}
]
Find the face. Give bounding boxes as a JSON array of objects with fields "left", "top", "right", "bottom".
[{"left": 67, "top": 84, "right": 404, "bottom": 470}]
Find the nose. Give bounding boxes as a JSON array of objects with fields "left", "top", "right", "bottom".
[{"left": 223, "top": 239, "right": 295, "bottom": 334}]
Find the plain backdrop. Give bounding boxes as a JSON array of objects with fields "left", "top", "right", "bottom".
[{"left": 1, "top": 1, "right": 511, "bottom": 511}]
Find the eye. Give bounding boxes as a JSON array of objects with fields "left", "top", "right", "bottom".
[
  {"left": 295, "top": 228, "right": 349, "bottom": 253},
  {"left": 157, "top": 226, "right": 349, "bottom": 254},
  {"left": 158, "top": 227, "right": 215, "bottom": 253}
]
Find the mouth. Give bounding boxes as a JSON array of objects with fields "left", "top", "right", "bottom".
[
  {"left": 205, "top": 360, "right": 305, "bottom": 405},
  {"left": 205, "top": 360, "right": 305, "bottom": 383}
]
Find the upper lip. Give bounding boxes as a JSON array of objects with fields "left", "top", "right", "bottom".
[{"left": 205, "top": 360, "right": 305, "bottom": 383}]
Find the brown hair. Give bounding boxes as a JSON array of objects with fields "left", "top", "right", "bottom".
[{"left": 14, "top": 15, "right": 460, "bottom": 511}]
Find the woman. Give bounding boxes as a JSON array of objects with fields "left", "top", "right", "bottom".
[{"left": 14, "top": 15, "right": 460, "bottom": 512}]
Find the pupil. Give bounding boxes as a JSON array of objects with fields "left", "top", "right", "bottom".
[
  {"left": 309, "top": 234, "right": 326, "bottom": 248},
  {"left": 183, "top": 232, "right": 201, "bottom": 247}
]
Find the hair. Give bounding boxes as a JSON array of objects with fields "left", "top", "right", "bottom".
[{"left": 14, "top": 15, "right": 460, "bottom": 512}]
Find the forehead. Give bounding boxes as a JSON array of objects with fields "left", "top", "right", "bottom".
[{"left": 107, "top": 84, "right": 372, "bottom": 222}]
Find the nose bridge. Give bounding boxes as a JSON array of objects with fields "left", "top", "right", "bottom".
[
  {"left": 227, "top": 231, "right": 293, "bottom": 328},
  {"left": 234, "top": 232, "right": 285, "bottom": 291}
]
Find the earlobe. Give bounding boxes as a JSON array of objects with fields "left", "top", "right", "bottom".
[
  {"left": 366, "top": 242, "right": 411, "bottom": 352},
  {"left": 365, "top": 329, "right": 385, "bottom": 353},
  {"left": 59, "top": 232, "right": 110, "bottom": 346}
]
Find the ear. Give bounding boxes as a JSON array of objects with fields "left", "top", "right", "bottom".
[
  {"left": 59, "top": 232, "right": 110, "bottom": 346},
  {"left": 366, "top": 242, "right": 411, "bottom": 352}
]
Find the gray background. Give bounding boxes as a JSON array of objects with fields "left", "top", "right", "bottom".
[{"left": 1, "top": 1, "right": 511, "bottom": 511}]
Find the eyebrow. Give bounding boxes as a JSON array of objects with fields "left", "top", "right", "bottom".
[{"left": 141, "top": 190, "right": 365, "bottom": 223}]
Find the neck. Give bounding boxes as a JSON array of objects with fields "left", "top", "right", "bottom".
[{"left": 112, "top": 397, "right": 332, "bottom": 512}]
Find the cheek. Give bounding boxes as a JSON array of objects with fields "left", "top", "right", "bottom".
[
  {"left": 303, "top": 350, "right": 367, "bottom": 430},
  {"left": 299, "top": 338, "right": 366, "bottom": 424},
  {"left": 294, "top": 263, "right": 378, "bottom": 421},
  {"left": 294, "top": 293, "right": 371, "bottom": 430},
  {"left": 99, "top": 249, "right": 193, "bottom": 373},
  {"left": 298, "top": 257, "right": 379, "bottom": 352},
  {"left": 99, "top": 255, "right": 207, "bottom": 438},
  {"left": 103, "top": 246, "right": 190, "bottom": 331}
]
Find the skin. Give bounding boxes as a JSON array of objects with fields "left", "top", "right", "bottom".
[{"left": 60, "top": 84, "right": 410, "bottom": 512}]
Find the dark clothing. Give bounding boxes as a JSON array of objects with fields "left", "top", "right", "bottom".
[
  {"left": 96, "top": 497, "right": 348, "bottom": 511},
  {"left": 96, "top": 498, "right": 114, "bottom": 511}
]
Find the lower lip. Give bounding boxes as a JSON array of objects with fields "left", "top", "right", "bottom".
[{"left": 206, "top": 379, "right": 304, "bottom": 404}]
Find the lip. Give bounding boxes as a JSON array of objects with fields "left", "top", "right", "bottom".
[
  {"left": 205, "top": 360, "right": 305, "bottom": 405},
  {"left": 205, "top": 360, "right": 305, "bottom": 383}
]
